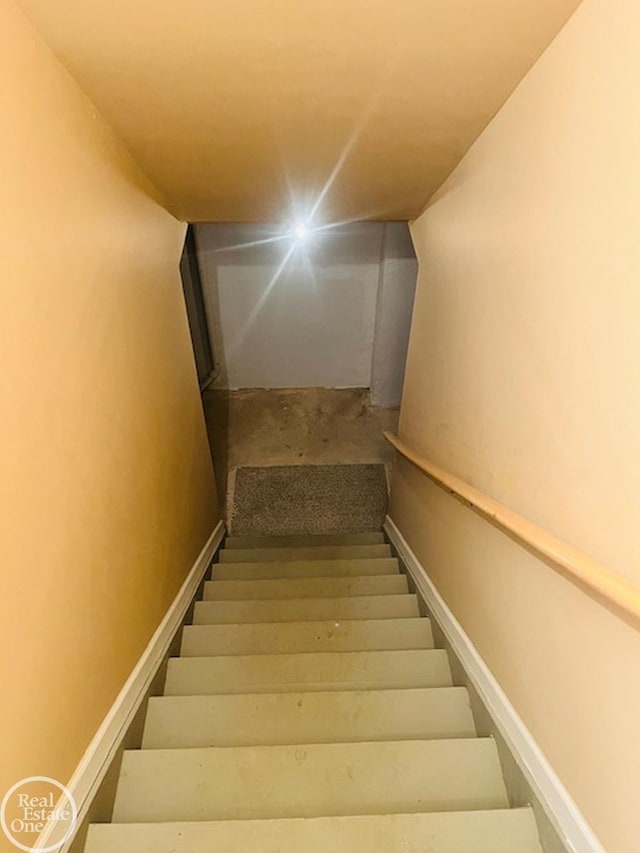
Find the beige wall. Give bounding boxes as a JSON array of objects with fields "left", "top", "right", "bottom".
[
  {"left": 18, "top": 0, "right": 582, "bottom": 223},
  {"left": 0, "top": 0, "right": 219, "bottom": 818},
  {"left": 391, "top": 0, "right": 640, "bottom": 850}
]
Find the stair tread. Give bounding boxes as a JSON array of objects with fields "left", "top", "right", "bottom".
[
  {"left": 164, "top": 648, "right": 452, "bottom": 695},
  {"left": 194, "top": 594, "right": 420, "bottom": 624},
  {"left": 204, "top": 574, "right": 407, "bottom": 600},
  {"left": 142, "top": 686, "right": 475, "bottom": 748},
  {"left": 180, "top": 617, "right": 434, "bottom": 656},
  {"left": 225, "top": 532, "right": 385, "bottom": 549},
  {"left": 112, "top": 739, "right": 509, "bottom": 822},
  {"left": 215, "top": 557, "right": 400, "bottom": 580},
  {"left": 220, "top": 544, "right": 392, "bottom": 563},
  {"left": 86, "top": 809, "right": 542, "bottom": 853}
]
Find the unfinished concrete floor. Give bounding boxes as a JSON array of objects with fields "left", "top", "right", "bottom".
[{"left": 202, "top": 387, "right": 399, "bottom": 521}]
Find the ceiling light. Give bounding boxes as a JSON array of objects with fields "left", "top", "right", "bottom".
[{"left": 293, "top": 222, "right": 309, "bottom": 242}]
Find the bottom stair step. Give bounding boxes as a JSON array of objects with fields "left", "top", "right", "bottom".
[
  {"left": 112, "top": 739, "right": 508, "bottom": 822},
  {"left": 86, "top": 808, "right": 542, "bottom": 853}
]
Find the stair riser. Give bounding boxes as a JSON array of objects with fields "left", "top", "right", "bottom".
[
  {"left": 225, "top": 533, "right": 386, "bottom": 549},
  {"left": 215, "top": 558, "right": 400, "bottom": 580},
  {"left": 142, "top": 687, "right": 475, "bottom": 748},
  {"left": 220, "top": 545, "right": 392, "bottom": 563},
  {"left": 203, "top": 575, "right": 407, "bottom": 601}
]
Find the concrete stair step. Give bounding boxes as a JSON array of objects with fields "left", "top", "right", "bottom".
[
  {"left": 86, "top": 808, "right": 543, "bottom": 853},
  {"left": 204, "top": 574, "right": 407, "bottom": 601},
  {"left": 225, "top": 532, "right": 385, "bottom": 549},
  {"left": 215, "top": 557, "right": 399, "bottom": 580},
  {"left": 220, "top": 544, "right": 392, "bottom": 563},
  {"left": 180, "top": 617, "right": 434, "bottom": 656},
  {"left": 112, "top": 739, "right": 509, "bottom": 822},
  {"left": 194, "top": 594, "right": 420, "bottom": 624},
  {"left": 164, "top": 649, "right": 452, "bottom": 695},
  {"left": 142, "top": 687, "right": 475, "bottom": 748}
]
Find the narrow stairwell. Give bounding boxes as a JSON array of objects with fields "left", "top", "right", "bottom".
[{"left": 85, "top": 532, "right": 543, "bottom": 852}]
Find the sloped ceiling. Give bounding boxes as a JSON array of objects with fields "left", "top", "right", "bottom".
[{"left": 18, "top": 0, "right": 582, "bottom": 222}]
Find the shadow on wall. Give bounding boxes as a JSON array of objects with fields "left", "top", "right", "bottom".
[
  {"left": 192, "top": 221, "right": 418, "bottom": 405},
  {"left": 179, "top": 226, "right": 216, "bottom": 389}
]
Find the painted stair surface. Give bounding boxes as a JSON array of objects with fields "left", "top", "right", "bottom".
[
  {"left": 180, "top": 616, "right": 434, "bottom": 655},
  {"left": 84, "top": 532, "right": 543, "bottom": 853},
  {"left": 193, "top": 593, "right": 420, "bottom": 623}
]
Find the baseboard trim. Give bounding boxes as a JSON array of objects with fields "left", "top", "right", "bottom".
[
  {"left": 384, "top": 515, "right": 604, "bottom": 853},
  {"left": 40, "top": 520, "right": 225, "bottom": 852}
]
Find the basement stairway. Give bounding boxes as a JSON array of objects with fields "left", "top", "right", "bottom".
[{"left": 85, "top": 531, "right": 543, "bottom": 852}]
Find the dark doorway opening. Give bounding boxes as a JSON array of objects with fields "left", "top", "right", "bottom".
[{"left": 179, "top": 225, "right": 215, "bottom": 390}]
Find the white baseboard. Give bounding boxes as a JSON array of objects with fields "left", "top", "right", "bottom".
[
  {"left": 384, "top": 516, "right": 604, "bottom": 853},
  {"left": 39, "top": 520, "right": 225, "bottom": 852}
]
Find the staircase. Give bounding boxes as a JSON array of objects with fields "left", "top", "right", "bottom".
[{"left": 85, "top": 531, "right": 543, "bottom": 852}]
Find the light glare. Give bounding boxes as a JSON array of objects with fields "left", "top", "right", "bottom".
[{"left": 293, "top": 222, "right": 308, "bottom": 242}]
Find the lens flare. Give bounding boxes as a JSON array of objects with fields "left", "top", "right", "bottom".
[{"left": 293, "top": 223, "right": 308, "bottom": 242}]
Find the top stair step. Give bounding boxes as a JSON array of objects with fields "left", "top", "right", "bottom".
[
  {"left": 220, "top": 544, "right": 392, "bottom": 563},
  {"left": 225, "top": 533, "right": 386, "bottom": 549}
]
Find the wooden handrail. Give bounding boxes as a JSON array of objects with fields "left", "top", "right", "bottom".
[{"left": 384, "top": 431, "right": 640, "bottom": 627}]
